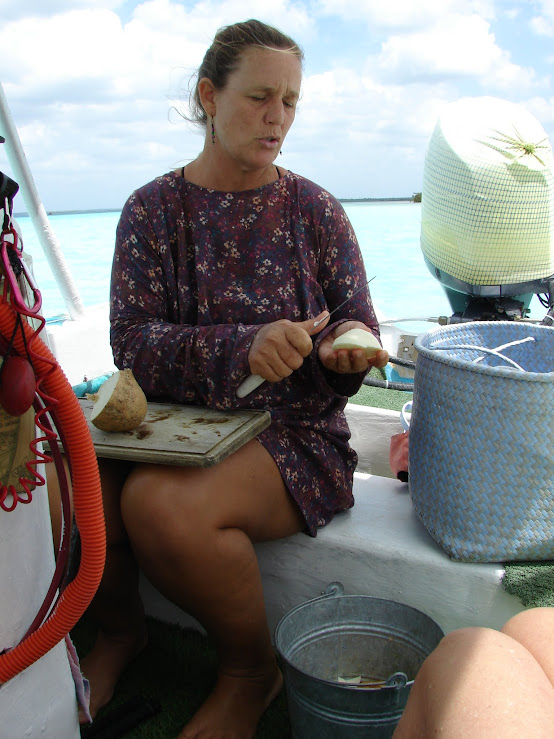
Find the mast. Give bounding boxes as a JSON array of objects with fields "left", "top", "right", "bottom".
[{"left": 0, "top": 81, "right": 85, "bottom": 319}]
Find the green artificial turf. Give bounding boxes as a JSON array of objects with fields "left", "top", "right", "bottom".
[
  {"left": 74, "top": 615, "right": 292, "bottom": 738},
  {"left": 350, "top": 367, "right": 413, "bottom": 412}
]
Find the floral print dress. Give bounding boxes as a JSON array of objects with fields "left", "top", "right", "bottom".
[{"left": 110, "top": 170, "right": 380, "bottom": 535}]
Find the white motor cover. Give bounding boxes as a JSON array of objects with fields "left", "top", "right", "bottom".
[{"left": 421, "top": 96, "right": 554, "bottom": 287}]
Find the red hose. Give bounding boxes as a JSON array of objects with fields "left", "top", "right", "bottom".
[{"left": 0, "top": 302, "right": 106, "bottom": 683}]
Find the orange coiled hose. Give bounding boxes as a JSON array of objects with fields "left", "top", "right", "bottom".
[{"left": 0, "top": 301, "right": 106, "bottom": 683}]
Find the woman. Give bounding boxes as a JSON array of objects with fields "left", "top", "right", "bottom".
[
  {"left": 81, "top": 19, "right": 388, "bottom": 738},
  {"left": 393, "top": 607, "right": 554, "bottom": 738}
]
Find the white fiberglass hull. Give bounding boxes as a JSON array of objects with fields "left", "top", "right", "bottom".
[{"left": 0, "top": 469, "right": 79, "bottom": 738}]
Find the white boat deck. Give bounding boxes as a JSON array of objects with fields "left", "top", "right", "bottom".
[{"left": 143, "top": 470, "right": 524, "bottom": 638}]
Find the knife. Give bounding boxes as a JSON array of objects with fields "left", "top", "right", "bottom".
[{"left": 236, "top": 276, "right": 376, "bottom": 398}]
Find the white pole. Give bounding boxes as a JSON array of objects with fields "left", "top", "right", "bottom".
[{"left": 0, "top": 82, "right": 85, "bottom": 319}]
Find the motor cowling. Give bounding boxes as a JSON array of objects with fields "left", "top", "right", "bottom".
[{"left": 420, "top": 96, "right": 554, "bottom": 320}]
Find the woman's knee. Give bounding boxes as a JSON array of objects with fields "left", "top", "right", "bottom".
[
  {"left": 428, "top": 626, "right": 487, "bottom": 657},
  {"left": 120, "top": 464, "right": 204, "bottom": 554},
  {"left": 501, "top": 607, "right": 554, "bottom": 685},
  {"left": 422, "top": 627, "right": 472, "bottom": 662},
  {"left": 392, "top": 632, "right": 486, "bottom": 737},
  {"left": 415, "top": 627, "right": 498, "bottom": 686},
  {"left": 501, "top": 607, "right": 554, "bottom": 640},
  {"left": 398, "top": 623, "right": 554, "bottom": 737}
]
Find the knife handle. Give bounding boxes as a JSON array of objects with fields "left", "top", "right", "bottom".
[{"left": 236, "top": 374, "right": 266, "bottom": 398}]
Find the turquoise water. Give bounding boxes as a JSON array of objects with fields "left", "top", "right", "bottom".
[
  {"left": 16, "top": 210, "right": 121, "bottom": 319},
  {"left": 14, "top": 203, "right": 544, "bottom": 321}
]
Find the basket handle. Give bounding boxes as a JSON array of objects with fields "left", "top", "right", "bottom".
[
  {"left": 400, "top": 400, "right": 412, "bottom": 431},
  {"left": 428, "top": 336, "right": 535, "bottom": 372},
  {"left": 472, "top": 337, "right": 535, "bottom": 365}
]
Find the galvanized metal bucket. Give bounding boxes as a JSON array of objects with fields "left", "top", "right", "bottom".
[{"left": 274, "top": 583, "right": 444, "bottom": 738}]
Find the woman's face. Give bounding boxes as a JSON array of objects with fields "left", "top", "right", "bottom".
[{"left": 209, "top": 46, "right": 302, "bottom": 173}]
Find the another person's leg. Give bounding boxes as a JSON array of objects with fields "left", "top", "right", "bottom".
[
  {"left": 121, "top": 439, "right": 305, "bottom": 739},
  {"left": 501, "top": 607, "right": 554, "bottom": 683},
  {"left": 394, "top": 610, "right": 554, "bottom": 738}
]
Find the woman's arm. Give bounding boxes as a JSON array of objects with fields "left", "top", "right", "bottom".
[
  {"left": 109, "top": 191, "right": 257, "bottom": 406},
  {"left": 309, "top": 195, "right": 386, "bottom": 395}
]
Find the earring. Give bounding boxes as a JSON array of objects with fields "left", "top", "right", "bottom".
[
  {"left": 280, "top": 150, "right": 283, "bottom": 156},
  {"left": 211, "top": 117, "right": 216, "bottom": 145}
]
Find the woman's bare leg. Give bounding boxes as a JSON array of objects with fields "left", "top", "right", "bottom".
[
  {"left": 78, "top": 458, "right": 147, "bottom": 721},
  {"left": 394, "top": 614, "right": 554, "bottom": 738},
  {"left": 501, "top": 607, "right": 554, "bottom": 683},
  {"left": 121, "top": 439, "right": 305, "bottom": 739}
]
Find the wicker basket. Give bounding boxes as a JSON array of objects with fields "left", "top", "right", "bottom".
[{"left": 409, "top": 321, "right": 554, "bottom": 562}]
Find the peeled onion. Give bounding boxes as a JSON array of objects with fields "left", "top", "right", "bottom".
[{"left": 332, "top": 328, "right": 382, "bottom": 358}]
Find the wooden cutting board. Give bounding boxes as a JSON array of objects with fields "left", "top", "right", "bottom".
[{"left": 78, "top": 398, "right": 271, "bottom": 467}]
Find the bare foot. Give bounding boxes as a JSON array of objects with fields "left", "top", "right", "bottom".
[
  {"left": 78, "top": 627, "right": 148, "bottom": 724},
  {"left": 177, "top": 661, "right": 283, "bottom": 738}
]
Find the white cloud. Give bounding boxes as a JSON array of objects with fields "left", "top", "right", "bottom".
[
  {"left": 0, "top": 0, "right": 126, "bottom": 22},
  {"left": 0, "top": 0, "right": 316, "bottom": 209},
  {"left": 529, "top": 0, "right": 554, "bottom": 35},
  {"left": 530, "top": 14, "right": 554, "bottom": 35},
  {"left": 374, "top": 14, "right": 534, "bottom": 89},
  {"left": 318, "top": 0, "right": 496, "bottom": 29},
  {"left": 524, "top": 94, "right": 554, "bottom": 127},
  {"left": 305, "top": 68, "right": 448, "bottom": 141},
  {"left": 290, "top": 65, "right": 451, "bottom": 198},
  {"left": 0, "top": 0, "right": 552, "bottom": 209},
  {"left": 1, "top": 0, "right": 312, "bottom": 103}
]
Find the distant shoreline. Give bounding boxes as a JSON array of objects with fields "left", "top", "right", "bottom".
[
  {"left": 14, "top": 198, "right": 415, "bottom": 217},
  {"left": 14, "top": 208, "right": 123, "bottom": 217},
  {"left": 340, "top": 197, "right": 414, "bottom": 203}
]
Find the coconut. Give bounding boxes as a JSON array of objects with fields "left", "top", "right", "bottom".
[
  {"left": 332, "top": 328, "right": 382, "bottom": 358},
  {"left": 90, "top": 369, "right": 148, "bottom": 432}
]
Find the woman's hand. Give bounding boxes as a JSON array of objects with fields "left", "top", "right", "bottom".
[
  {"left": 318, "top": 321, "right": 389, "bottom": 374},
  {"left": 247, "top": 311, "right": 330, "bottom": 383}
]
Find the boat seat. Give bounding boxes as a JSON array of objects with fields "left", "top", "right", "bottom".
[
  {"left": 345, "top": 404, "right": 402, "bottom": 478},
  {"left": 37, "top": 328, "right": 525, "bottom": 642},
  {"left": 141, "top": 469, "right": 525, "bottom": 638}
]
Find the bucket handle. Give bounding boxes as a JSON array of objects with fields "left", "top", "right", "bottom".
[
  {"left": 427, "top": 336, "right": 535, "bottom": 372},
  {"left": 386, "top": 671, "right": 408, "bottom": 689},
  {"left": 321, "top": 582, "right": 345, "bottom": 599},
  {"left": 316, "top": 585, "right": 409, "bottom": 692}
]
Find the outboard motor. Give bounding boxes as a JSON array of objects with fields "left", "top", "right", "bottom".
[{"left": 420, "top": 96, "right": 554, "bottom": 323}]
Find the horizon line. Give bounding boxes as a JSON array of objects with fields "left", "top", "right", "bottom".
[{"left": 14, "top": 196, "right": 417, "bottom": 218}]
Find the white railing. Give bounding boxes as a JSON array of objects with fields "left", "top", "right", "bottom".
[{"left": 0, "top": 81, "right": 84, "bottom": 320}]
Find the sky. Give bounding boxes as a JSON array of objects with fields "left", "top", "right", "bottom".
[{"left": 1, "top": 0, "right": 554, "bottom": 212}]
